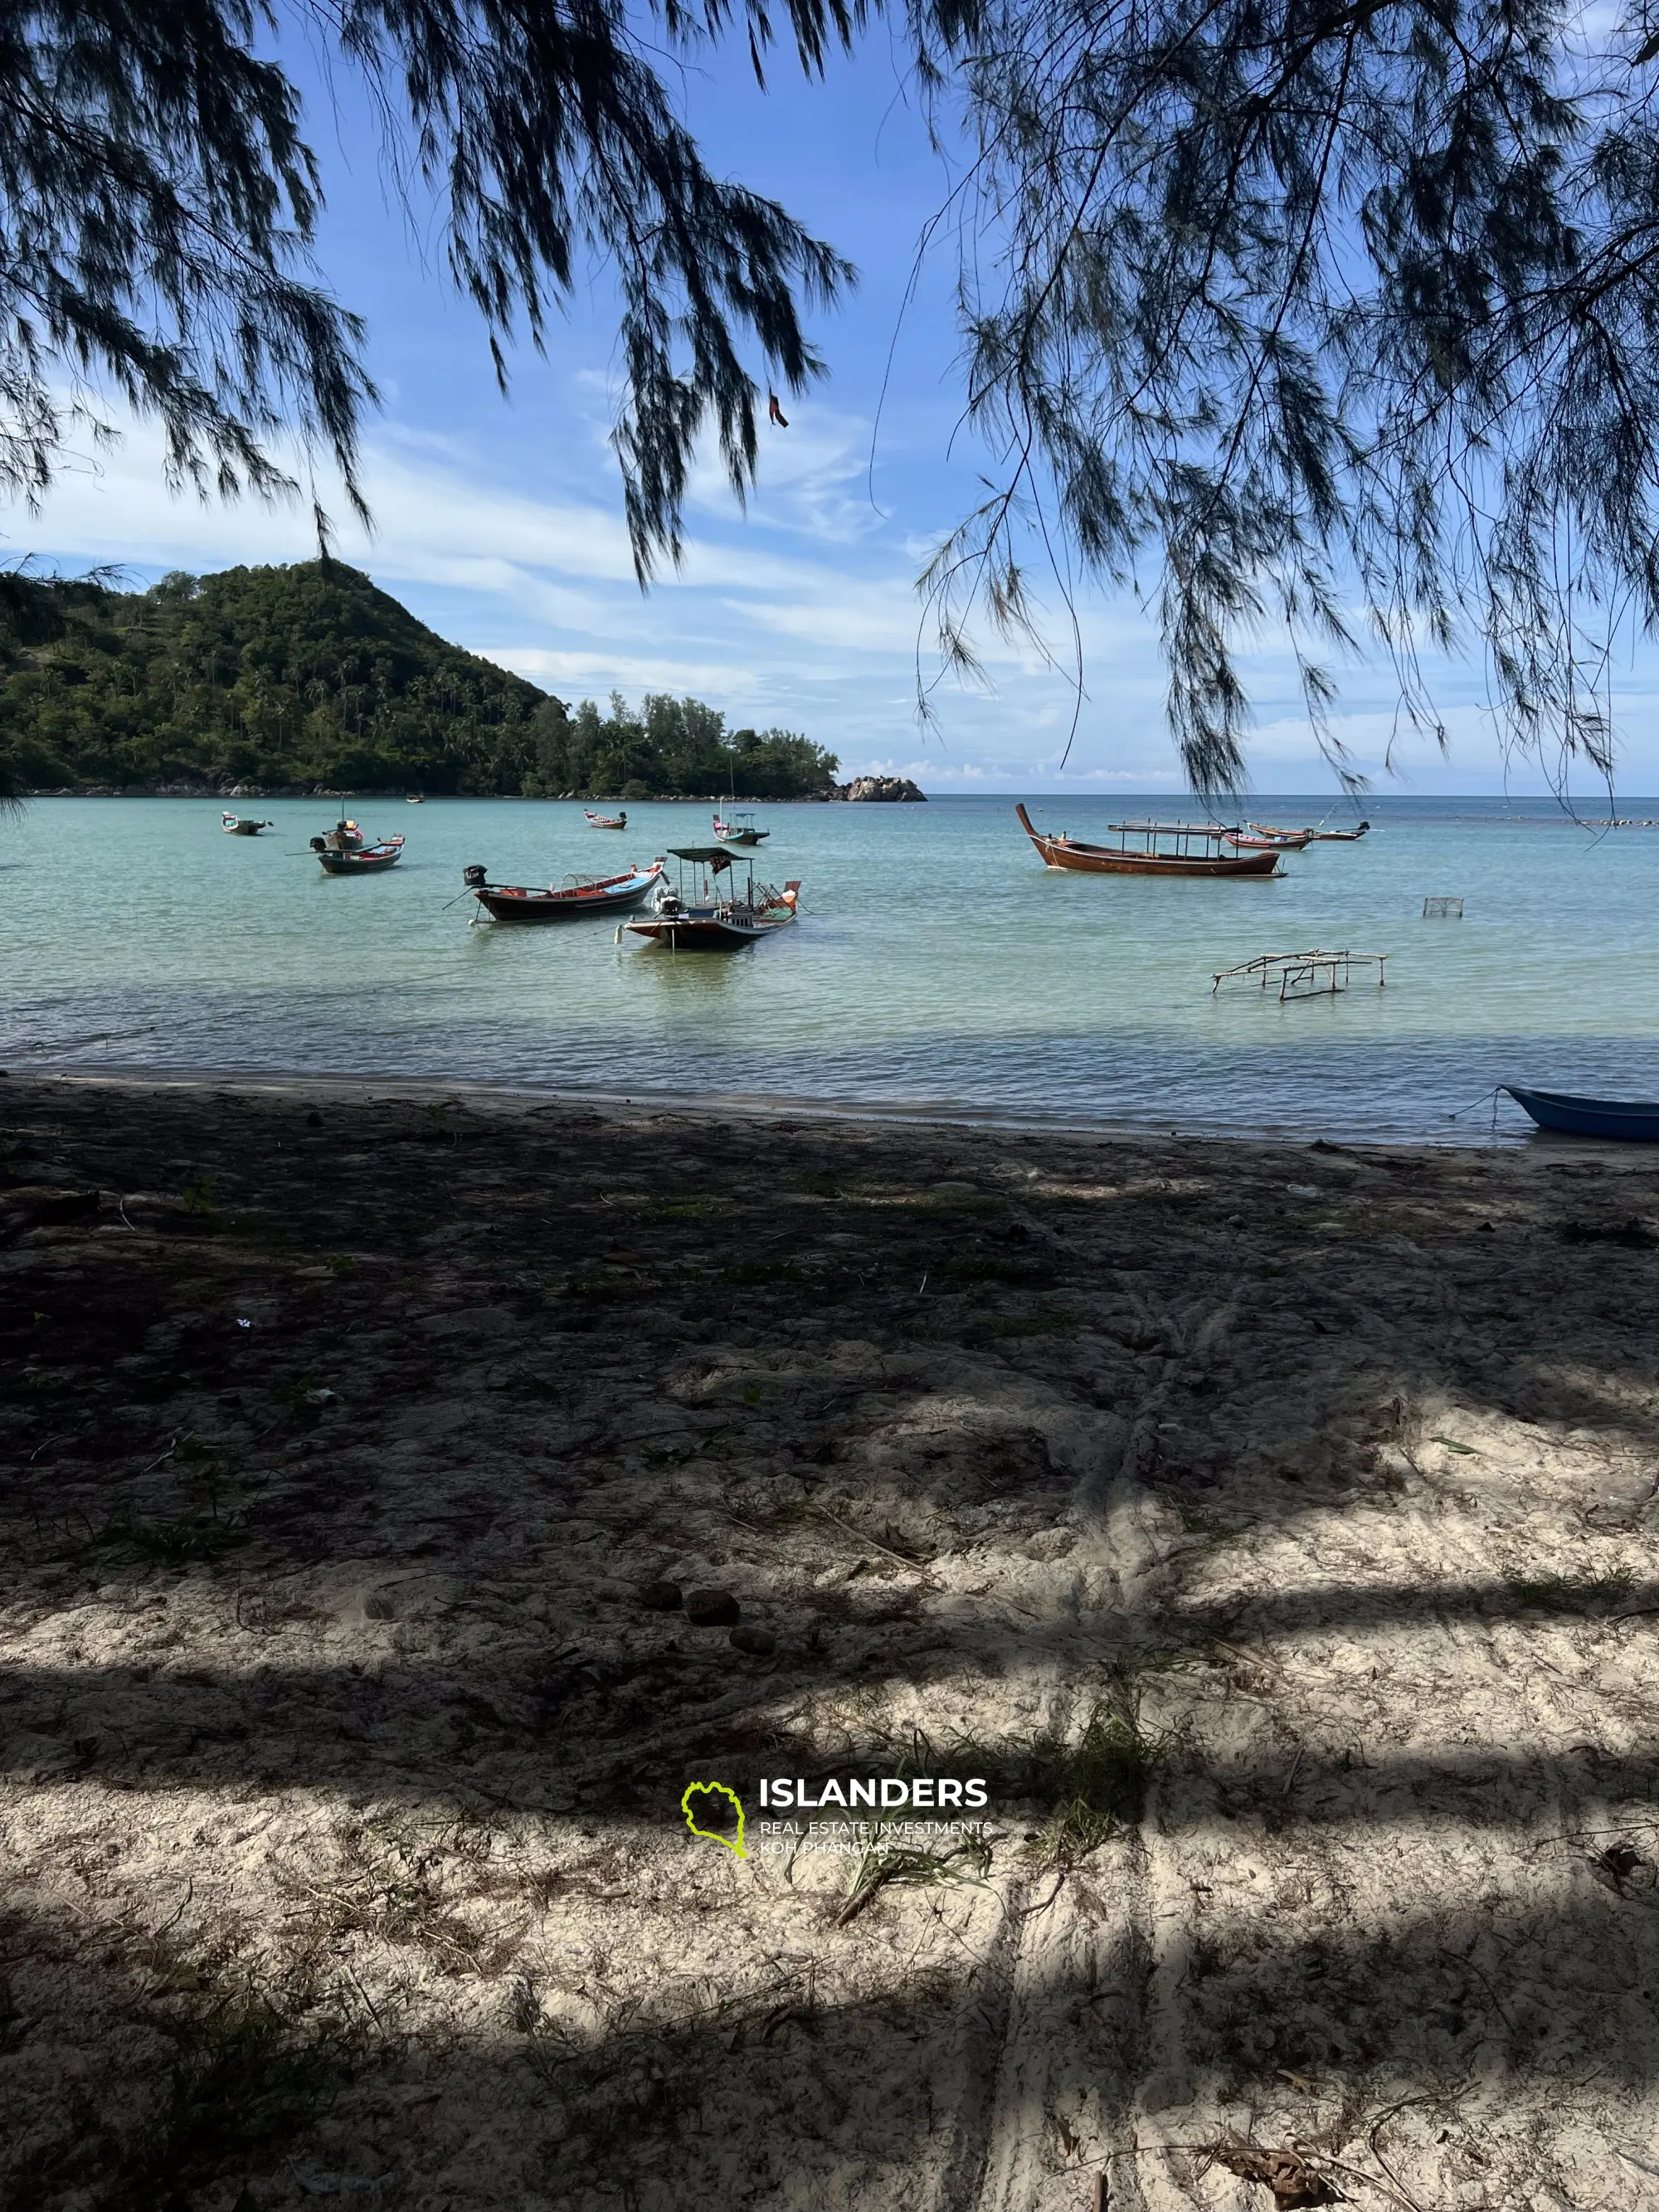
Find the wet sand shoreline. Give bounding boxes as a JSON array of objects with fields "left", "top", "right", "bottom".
[
  {"left": 4, "top": 1071, "right": 1658, "bottom": 2209},
  {"left": 2, "top": 1056, "right": 1570, "bottom": 1152}
]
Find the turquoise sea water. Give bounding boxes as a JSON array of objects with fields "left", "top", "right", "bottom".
[{"left": 5, "top": 793, "right": 1659, "bottom": 1141}]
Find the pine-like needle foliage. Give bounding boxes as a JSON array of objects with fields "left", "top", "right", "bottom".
[
  {"left": 921, "top": 0, "right": 1659, "bottom": 791},
  {"left": 0, "top": 0, "right": 858, "bottom": 575}
]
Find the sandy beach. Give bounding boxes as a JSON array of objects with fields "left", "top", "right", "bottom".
[{"left": 4, "top": 1068, "right": 1659, "bottom": 2210}]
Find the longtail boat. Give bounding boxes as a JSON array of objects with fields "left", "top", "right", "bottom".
[
  {"left": 309, "top": 820, "right": 405, "bottom": 874},
  {"left": 713, "top": 810, "right": 769, "bottom": 845},
  {"left": 585, "top": 808, "right": 628, "bottom": 830},
  {"left": 1505, "top": 1086, "right": 1659, "bottom": 1141},
  {"left": 1311, "top": 821, "right": 1370, "bottom": 840},
  {"left": 1014, "top": 804, "right": 1280, "bottom": 877},
  {"left": 622, "top": 846, "right": 800, "bottom": 948},
  {"left": 221, "top": 811, "right": 272, "bottom": 836},
  {"left": 1228, "top": 823, "right": 1315, "bottom": 851},
  {"left": 462, "top": 861, "right": 664, "bottom": 922}
]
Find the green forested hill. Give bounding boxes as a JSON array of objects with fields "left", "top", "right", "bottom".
[
  {"left": 0, "top": 563, "right": 552, "bottom": 794},
  {"left": 0, "top": 562, "right": 838, "bottom": 799}
]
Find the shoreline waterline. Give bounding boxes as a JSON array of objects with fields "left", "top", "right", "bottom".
[{"left": 15, "top": 1059, "right": 1639, "bottom": 1158}]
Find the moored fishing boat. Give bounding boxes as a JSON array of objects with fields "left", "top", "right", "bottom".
[
  {"left": 1014, "top": 804, "right": 1280, "bottom": 877},
  {"left": 1227, "top": 823, "right": 1315, "bottom": 851},
  {"left": 309, "top": 819, "right": 405, "bottom": 874},
  {"left": 221, "top": 811, "right": 272, "bottom": 836},
  {"left": 622, "top": 846, "right": 800, "bottom": 948},
  {"left": 1505, "top": 1086, "right": 1659, "bottom": 1141},
  {"left": 1311, "top": 821, "right": 1370, "bottom": 840},
  {"left": 585, "top": 808, "right": 628, "bottom": 830},
  {"left": 713, "top": 810, "right": 769, "bottom": 845},
  {"left": 462, "top": 860, "right": 664, "bottom": 922}
]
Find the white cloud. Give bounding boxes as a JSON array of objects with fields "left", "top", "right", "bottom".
[
  {"left": 685, "top": 405, "right": 888, "bottom": 546},
  {"left": 25, "top": 395, "right": 1646, "bottom": 791},
  {"left": 482, "top": 646, "right": 770, "bottom": 697}
]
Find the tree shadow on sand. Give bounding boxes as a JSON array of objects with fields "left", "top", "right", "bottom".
[{"left": 7, "top": 1076, "right": 1659, "bottom": 2206}]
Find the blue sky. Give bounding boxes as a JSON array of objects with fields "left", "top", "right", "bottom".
[{"left": 14, "top": 27, "right": 1659, "bottom": 796}]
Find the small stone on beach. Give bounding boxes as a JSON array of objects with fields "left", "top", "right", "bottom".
[
  {"left": 684, "top": 1587, "right": 741, "bottom": 1626},
  {"left": 637, "top": 1580, "right": 683, "bottom": 1611}
]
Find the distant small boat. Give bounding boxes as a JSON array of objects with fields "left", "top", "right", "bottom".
[
  {"left": 462, "top": 861, "right": 664, "bottom": 922},
  {"left": 221, "top": 811, "right": 271, "bottom": 836},
  {"left": 1312, "top": 821, "right": 1370, "bottom": 840},
  {"left": 1505, "top": 1086, "right": 1659, "bottom": 1141},
  {"left": 407, "top": 794, "right": 425, "bottom": 804},
  {"left": 713, "top": 810, "right": 769, "bottom": 845},
  {"left": 309, "top": 820, "right": 404, "bottom": 874},
  {"left": 1015, "top": 804, "right": 1281, "bottom": 877},
  {"left": 586, "top": 809, "right": 627, "bottom": 830},
  {"left": 1227, "top": 823, "right": 1314, "bottom": 851}
]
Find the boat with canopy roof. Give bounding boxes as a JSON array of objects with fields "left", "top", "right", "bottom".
[
  {"left": 1014, "top": 804, "right": 1281, "bottom": 877},
  {"left": 621, "top": 845, "right": 800, "bottom": 948}
]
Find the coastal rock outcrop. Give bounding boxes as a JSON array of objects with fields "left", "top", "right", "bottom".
[{"left": 825, "top": 775, "right": 927, "bottom": 801}]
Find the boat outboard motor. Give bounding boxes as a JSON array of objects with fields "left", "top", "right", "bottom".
[
  {"left": 654, "top": 887, "right": 684, "bottom": 915},
  {"left": 309, "top": 836, "right": 327, "bottom": 853},
  {"left": 462, "top": 865, "right": 489, "bottom": 889}
]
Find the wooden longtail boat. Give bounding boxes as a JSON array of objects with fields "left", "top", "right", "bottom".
[
  {"left": 1311, "top": 821, "right": 1370, "bottom": 840},
  {"left": 1014, "top": 804, "right": 1281, "bottom": 877},
  {"left": 585, "top": 809, "right": 628, "bottom": 830},
  {"left": 309, "top": 821, "right": 405, "bottom": 874},
  {"left": 221, "top": 811, "right": 272, "bottom": 836},
  {"left": 1228, "top": 823, "right": 1315, "bottom": 851},
  {"left": 1505, "top": 1086, "right": 1659, "bottom": 1141},
  {"left": 713, "top": 811, "right": 769, "bottom": 845},
  {"left": 623, "top": 846, "right": 800, "bottom": 948},
  {"left": 462, "top": 861, "right": 664, "bottom": 922},
  {"left": 313, "top": 839, "right": 404, "bottom": 874}
]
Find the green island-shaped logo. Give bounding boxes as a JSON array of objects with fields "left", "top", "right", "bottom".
[{"left": 681, "top": 1781, "right": 747, "bottom": 1859}]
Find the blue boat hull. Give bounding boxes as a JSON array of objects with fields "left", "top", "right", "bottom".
[{"left": 1505, "top": 1085, "right": 1659, "bottom": 1141}]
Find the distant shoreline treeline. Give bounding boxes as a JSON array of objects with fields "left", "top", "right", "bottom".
[
  {"left": 523, "top": 690, "right": 838, "bottom": 802},
  {"left": 0, "top": 561, "right": 839, "bottom": 801}
]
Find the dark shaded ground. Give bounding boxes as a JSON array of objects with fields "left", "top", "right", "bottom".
[{"left": 3, "top": 1072, "right": 1659, "bottom": 2212}]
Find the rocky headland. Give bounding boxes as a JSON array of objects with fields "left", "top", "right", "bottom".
[{"left": 825, "top": 775, "right": 927, "bottom": 801}]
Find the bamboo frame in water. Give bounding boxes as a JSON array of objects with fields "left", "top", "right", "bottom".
[{"left": 1212, "top": 948, "right": 1387, "bottom": 1001}]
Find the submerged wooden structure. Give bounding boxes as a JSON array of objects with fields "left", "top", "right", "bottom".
[{"left": 1213, "top": 948, "right": 1387, "bottom": 1001}]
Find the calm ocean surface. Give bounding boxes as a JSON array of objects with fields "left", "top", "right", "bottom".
[{"left": 6, "top": 793, "right": 1659, "bottom": 1142}]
